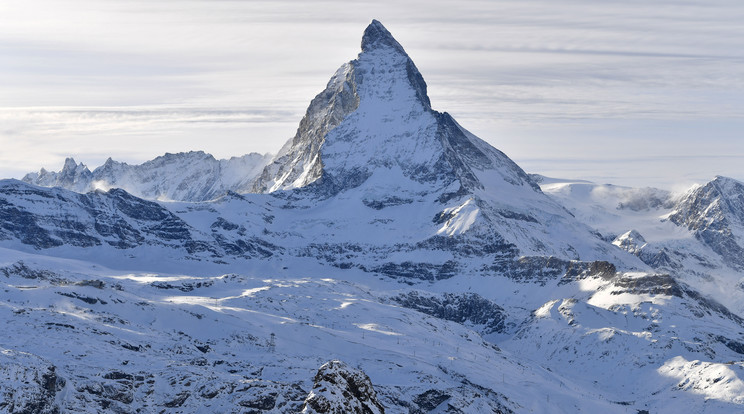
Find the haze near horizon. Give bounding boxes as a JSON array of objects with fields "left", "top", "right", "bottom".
[{"left": 1, "top": 1, "right": 742, "bottom": 190}]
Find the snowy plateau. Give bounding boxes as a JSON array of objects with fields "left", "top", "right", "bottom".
[{"left": 4, "top": 20, "right": 744, "bottom": 414}]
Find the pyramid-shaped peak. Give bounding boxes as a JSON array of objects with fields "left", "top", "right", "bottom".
[
  {"left": 253, "top": 19, "right": 540, "bottom": 199},
  {"left": 361, "top": 19, "right": 406, "bottom": 55},
  {"left": 618, "top": 229, "right": 646, "bottom": 243},
  {"left": 357, "top": 19, "right": 431, "bottom": 110}
]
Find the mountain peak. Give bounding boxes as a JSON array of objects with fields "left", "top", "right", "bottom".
[
  {"left": 679, "top": 175, "right": 744, "bottom": 203},
  {"left": 356, "top": 19, "right": 431, "bottom": 110},
  {"left": 102, "top": 157, "right": 118, "bottom": 167},
  {"left": 60, "top": 158, "right": 90, "bottom": 176},
  {"left": 710, "top": 175, "right": 743, "bottom": 191},
  {"left": 361, "top": 19, "right": 406, "bottom": 55},
  {"left": 253, "top": 19, "right": 543, "bottom": 206},
  {"left": 613, "top": 229, "right": 647, "bottom": 255},
  {"left": 62, "top": 157, "right": 80, "bottom": 171}
]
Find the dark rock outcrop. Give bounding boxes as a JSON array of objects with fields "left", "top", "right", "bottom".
[
  {"left": 392, "top": 292, "right": 508, "bottom": 334},
  {"left": 0, "top": 351, "right": 64, "bottom": 414},
  {"left": 301, "top": 360, "right": 384, "bottom": 414}
]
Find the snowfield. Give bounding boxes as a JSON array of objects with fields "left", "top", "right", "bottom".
[{"left": 3, "top": 247, "right": 743, "bottom": 413}]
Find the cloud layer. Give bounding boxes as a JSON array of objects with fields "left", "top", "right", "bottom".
[{"left": 1, "top": 0, "right": 743, "bottom": 189}]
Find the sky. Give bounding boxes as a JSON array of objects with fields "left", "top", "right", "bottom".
[{"left": 1, "top": 0, "right": 743, "bottom": 190}]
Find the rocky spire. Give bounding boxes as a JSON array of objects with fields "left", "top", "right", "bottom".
[
  {"left": 361, "top": 19, "right": 406, "bottom": 55},
  {"left": 251, "top": 19, "right": 435, "bottom": 193},
  {"left": 357, "top": 19, "right": 431, "bottom": 109},
  {"left": 250, "top": 18, "right": 541, "bottom": 231},
  {"left": 22, "top": 157, "right": 93, "bottom": 193},
  {"left": 301, "top": 360, "right": 385, "bottom": 414}
]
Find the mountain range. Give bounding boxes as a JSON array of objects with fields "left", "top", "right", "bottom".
[
  {"left": 3, "top": 20, "right": 744, "bottom": 414},
  {"left": 23, "top": 151, "right": 272, "bottom": 202}
]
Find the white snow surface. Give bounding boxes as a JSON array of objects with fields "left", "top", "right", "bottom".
[{"left": 2, "top": 244, "right": 743, "bottom": 413}]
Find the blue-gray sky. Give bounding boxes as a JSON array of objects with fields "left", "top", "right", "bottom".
[{"left": 1, "top": 0, "right": 743, "bottom": 189}]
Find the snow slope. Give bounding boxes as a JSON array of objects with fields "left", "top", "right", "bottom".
[
  {"left": 2, "top": 243, "right": 744, "bottom": 413},
  {"left": 538, "top": 174, "right": 744, "bottom": 315}
]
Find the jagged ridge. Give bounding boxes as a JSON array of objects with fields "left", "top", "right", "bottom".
[{"left": 23, "top": 151, "right": 272, "bottom": 202}]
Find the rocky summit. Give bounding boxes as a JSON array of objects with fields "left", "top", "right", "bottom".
[{"left": 2, "top": 20, "right": 744, "bottom": 414}]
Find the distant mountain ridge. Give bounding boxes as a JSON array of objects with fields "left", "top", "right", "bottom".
[{"left": 23, "top": 151, "right": 272, "bottom": 202}]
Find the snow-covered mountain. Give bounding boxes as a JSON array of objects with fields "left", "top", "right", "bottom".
[
  {"left": 538, "top": 174, "right": 744, "bottom": 315},
  {"left": 10, "top": 21, "right": 636, "bottom": 277},
  {"left": 668, "top": 176, "right": 744, "bottom": 271},
  {"left": 249, "top": 20, "right": 630, "bottom": 268},
  {"left": 23, "top": 151, "right": 272, "bottom": 202},
  {"left": 2, "top": 20, "right": 744, "bottom": 414}
]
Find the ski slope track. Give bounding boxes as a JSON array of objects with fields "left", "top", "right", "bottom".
[{"left": 2, "top": 20, "right": 744, "bottom": 413}]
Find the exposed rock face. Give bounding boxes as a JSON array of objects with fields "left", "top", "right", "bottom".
[
  {"left": 407, "top": 383, "right": 515, "bottom": 414},
  {"left": 0, "top": 350, "right": 64, "bottom": 414},
  {"left": 301, "top": 360, "right": 385, "bottom": 414},
  {"left": 491, "top": 256, "right": 617, "bottom": 286},
  {"left": 391, "top": 292, "right": 508, "bottom": 334},
  {"left": 68, "top": 374, "right": 306, "bottom": 413},
  {"left": 251, "top": 62, "right": 360, "bottom": 194},
  {"left": 612, "top": 230, "right": 683, "bottom": 271},
  {"left": 593, "top": 273, "right": 744, "bottom": 327},
  {"left": 1, "top": 261, "right": 64, "bottom": 283},
  {"left": 668, "top": 176, "right": 744, "bottom": 270}
]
